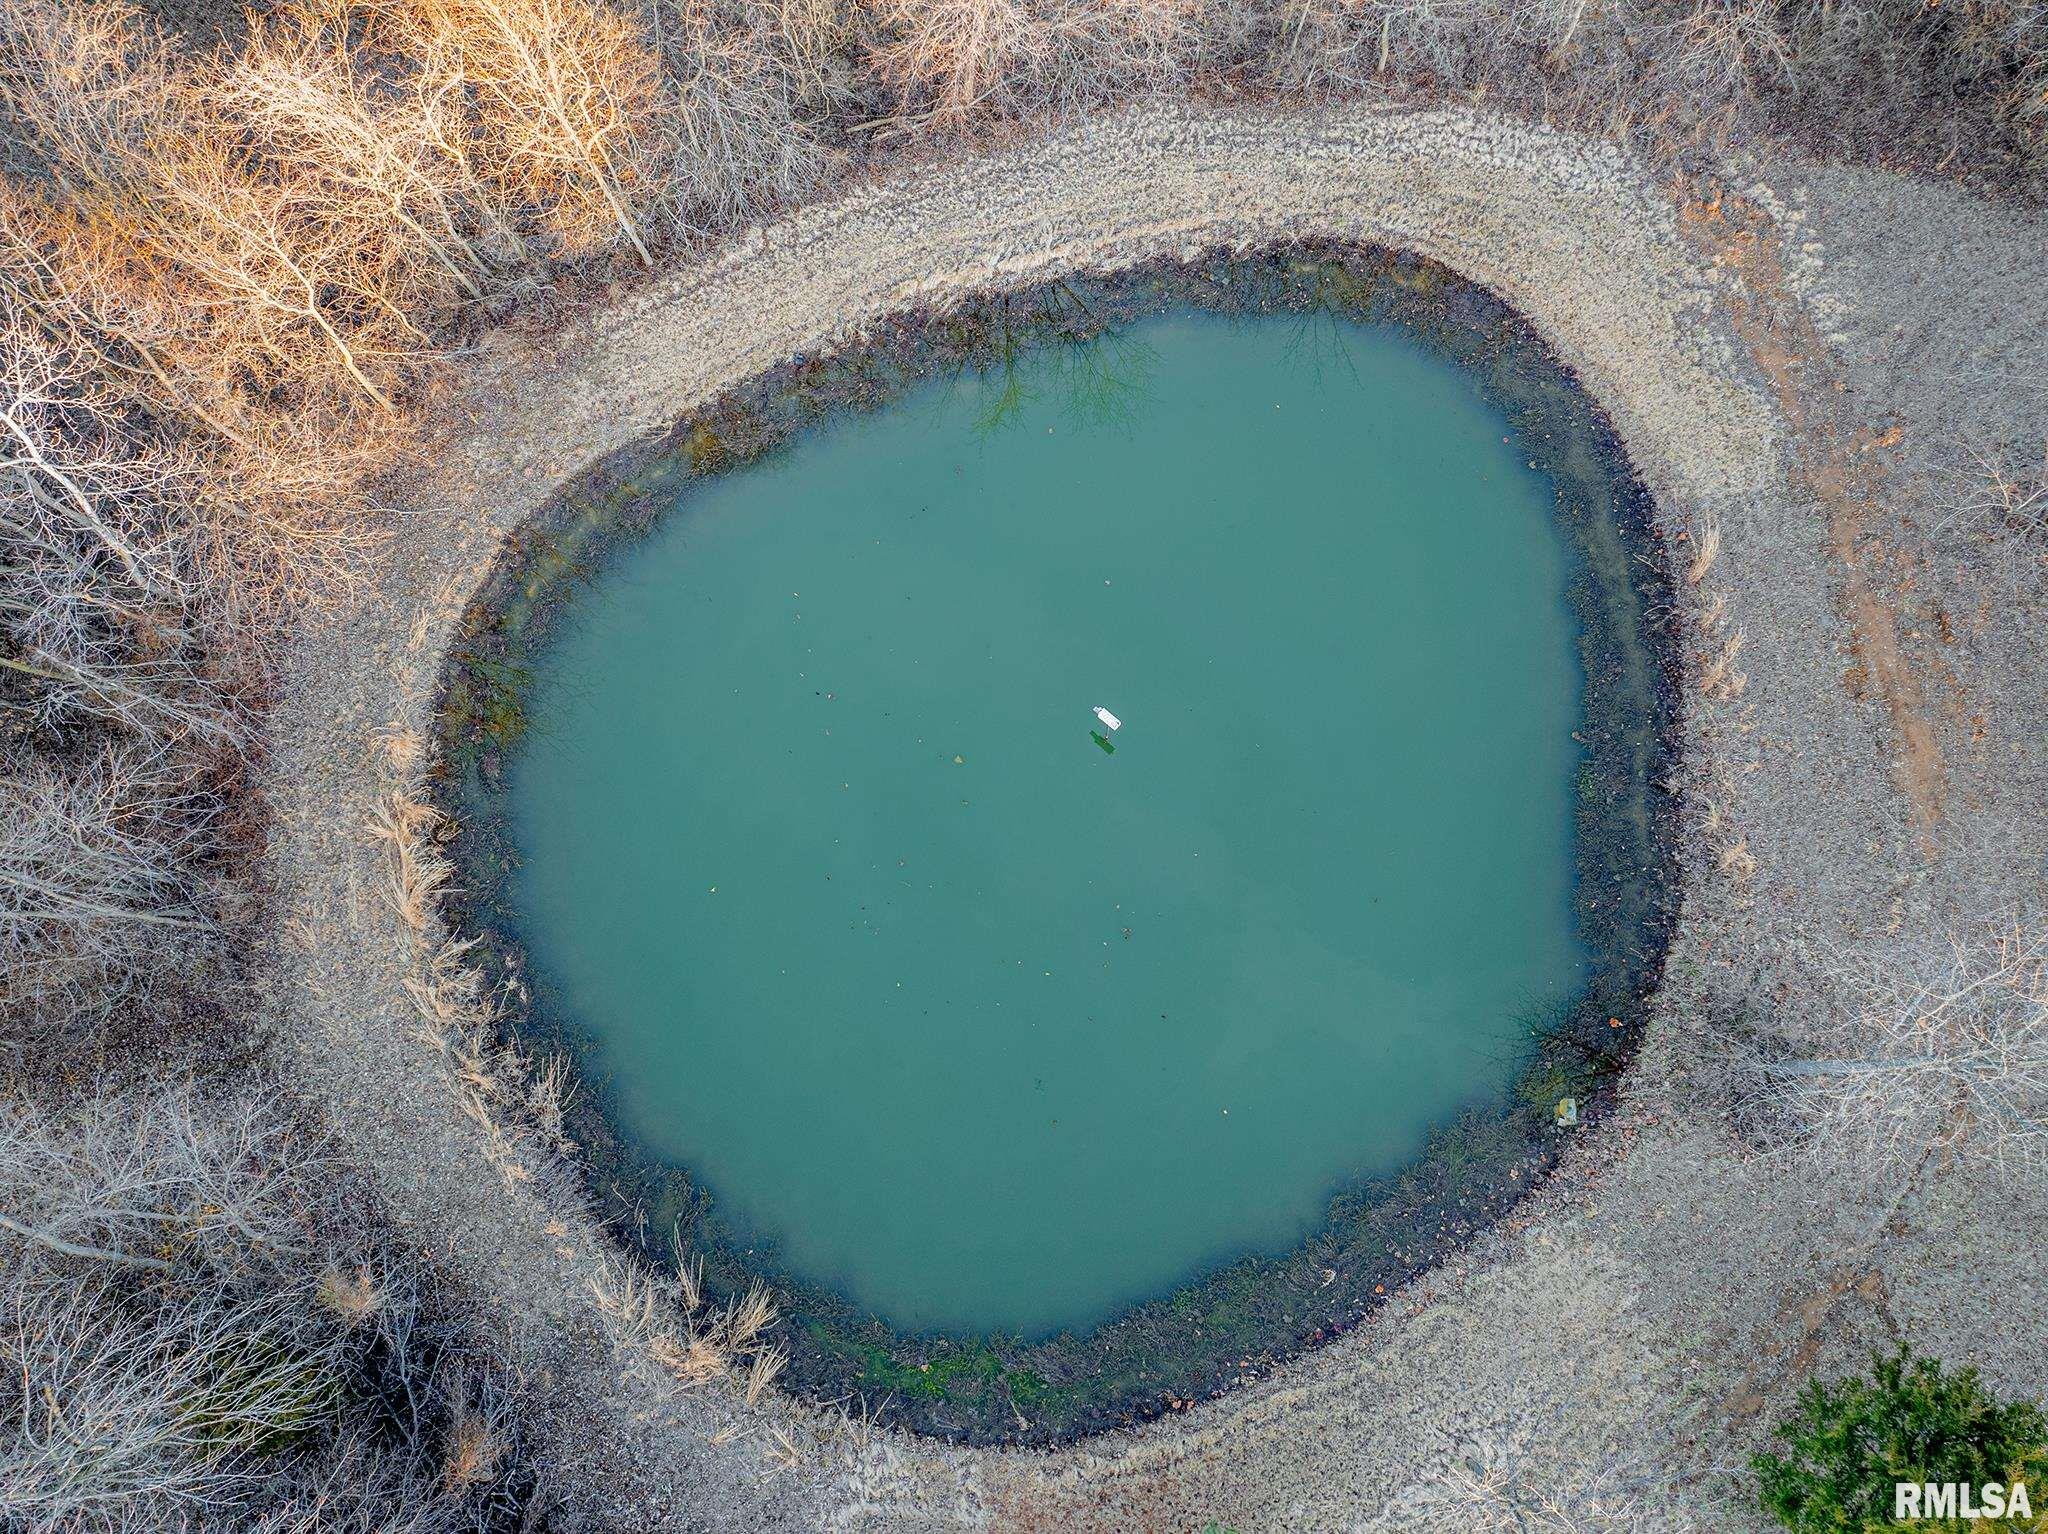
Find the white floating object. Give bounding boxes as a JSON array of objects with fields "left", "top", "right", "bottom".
[{"left": 1092, "top": 706, "right": 1123, "bottom": 732}]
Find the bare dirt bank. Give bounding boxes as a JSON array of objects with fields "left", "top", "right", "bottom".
[{"left": 259, "top": 101, "right": 2048, "bottom": 1531}]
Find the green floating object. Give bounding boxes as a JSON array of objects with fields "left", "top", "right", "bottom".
[{"left": 1090, "top": 730, "right": 1116, "bottom": 756}]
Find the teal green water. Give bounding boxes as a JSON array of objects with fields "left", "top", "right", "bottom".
[{"left": 507, "top": 313, "right": 1586, "bottom": 1337}]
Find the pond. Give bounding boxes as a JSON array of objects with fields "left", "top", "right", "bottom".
[{"left": 445, "top": 253, "right": 1676, "bottom": 1442}]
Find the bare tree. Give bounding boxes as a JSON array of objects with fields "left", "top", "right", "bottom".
[
  {"left": 749, "top": 0, "right": 860, "bottom": 109},
  {"left": 1731, "top": 917, "right": 2048, "bottom": 1182},
  {"left": 0, "top": 1080, "right": 543, "bottom": 1532},
  {"left": 646, "top": 0, "right": 827, "bottom": 239},
  {"left": 1932, "top": 439, "right": 2048, "bottom": 540},
  {"left": 0, "top": 1272, "right": 353, "bottom": 1525},
  {"left": 0, "top": 1084, "right": 311, "bottom": 1279},
  {"left": 0, "top": 740, "right": 219, "bottom": 1053},
  {"left": 0, "top": 1082, "right": 328, "bottom": 1525},
  {"left": 0, "top": 0, "right": 429, "bottom": 580},
  {"left": 140, "top": 137, "right": 434, "bottom": 414},
  {"left": 867, "top": 0, "right": 1196, "bottom": 124},
  {"left": 0, "top": 324, "right": 175, "bottom": 596},
  {"left": 1641, "top": 0, "right": 1797, "bottom": 105},
  {"left": 0, "top": 188, "right": 259, "bottom": 449},
  {"left": 0, "top": 0, "right": 183, "bottom": 204},
  {"left": 222, "top": 13, "right": 496, "bottom": 303},
  {"left": 0, "top": 316, "right": 242, "bottom": 744},
  {"left": 378, "top": 0, "right": 676, "bottom": 265},
  {"left": 867, "top": 0, "right": 1045, "bottom": 120}
]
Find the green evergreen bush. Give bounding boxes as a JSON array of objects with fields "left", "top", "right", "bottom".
[{"left": 1755, "top": 1347, "right": 2047, "bottom": 1531}]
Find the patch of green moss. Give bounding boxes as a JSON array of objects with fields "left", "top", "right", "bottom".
[
  {"left": 680, "top": 420, "right": 731, "bottom": 474},
  {"left": 175, "top": 1336, "right": 341, "bottom": 1457},
  {"left": 681, "top": 405, "right": 776, "bottom": 476},
  {"left": 1517, "top": 1057, "right": 1579, "bottom": 1111},
  {"left": 446, "top": 653, "right": 533, "bottom": 749},
  {"left": 804, "top": 1325, "right": 1056, "bottom": 1410},
  {"left": 518, "top": 532, "right": 593, "bottom": 599},
  {"left": 1005, "top": 1368, "right": 1053, "bottom": 1409}
]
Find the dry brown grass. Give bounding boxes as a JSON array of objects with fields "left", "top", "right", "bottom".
[
  {"left": 727, "top": 1282, "right": 777, "bottom": 1349},
  {"left": 440, "top": 1413, "right": 506, "bottom": 1491},
  {"left": 1684, "top": 516, "right": 1722, "bottom": 585},
  {"left": 1678, "top": 510, "right": 1756, "bottom": 888},
  {"left": 586, "top": 1252, "right": 784, "bottom": 1394},
  {"left": 763, "top": 1422, "right": 803, "bottom": 1470},
  {"left": 367, "top": 754, "right": 584, "bottom": 1210},
  {"left": 367, "top": 790, "right": 451, "bottom": 933},
  {"left": 315, "top": 1264, "right": 387, "bottom": 1324},
  {"left": 745, "top": 1342, "right": 789, "bottom": 1405},
  {"left": 1714, "top": 834, "right": 1756, "bottom": 880},
  {"left": 1699, "top": 629, "right": 1748, "bottom": 700}
]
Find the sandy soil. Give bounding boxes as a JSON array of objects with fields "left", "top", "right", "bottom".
[{"left": 257, "top": 101, "right": 2048, "bottom": 1531}]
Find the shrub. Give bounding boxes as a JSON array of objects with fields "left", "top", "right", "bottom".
[
  {"left": 1727, "top": 919, "right": 2048, "bottom": 1185},
  {"left": 0, "top": 740, "right": 222, "bottom": 1060},
  {"left": 1754, "top": 1348, "right": 2048, "bottom": 1531},
  {"left": 0, "top": 1080, "right": 545, "bottom": 1532}
]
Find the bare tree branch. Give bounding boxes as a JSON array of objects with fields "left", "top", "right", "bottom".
[{"left": 1727, "top": 916, "right": 2048, "bottom": 1183}]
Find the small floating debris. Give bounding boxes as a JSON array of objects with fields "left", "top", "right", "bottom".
[
  {"left": 1092, "top": 706, "right": 1123, "bottom": 732},
  {"left": 1555, "top": 1096, "right": 1579, "bottom": 1128}
]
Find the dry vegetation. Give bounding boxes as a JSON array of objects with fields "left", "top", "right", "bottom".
[
  {"left": 1380, "top": 1436, "right": 1702, "bottom": 1532},
  {"left": 586, "top": 1253, "right": 788, "bottom": 1398},
  {"left": 0, "top": 0, "right": 2041, "bottom": 1525},
  {"left": 0, "top": 1080, "right": 541, "bottom": 1530},
  {"left": 1728, "top": 916, "right": 2048, "bottom": 1184}
]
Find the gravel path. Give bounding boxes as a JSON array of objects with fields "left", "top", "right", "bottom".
[{"left": 259, "top": 101, "right": 2048, "bottom": 1532}]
